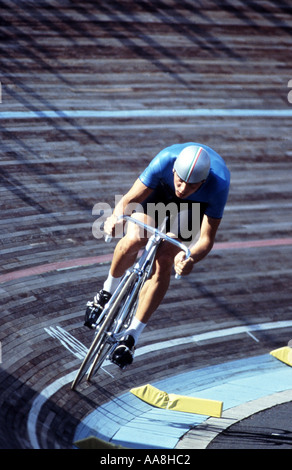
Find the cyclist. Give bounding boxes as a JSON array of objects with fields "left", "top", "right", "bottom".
[{"left": 85, "top": 142, "right": 230, "bottom": 368}]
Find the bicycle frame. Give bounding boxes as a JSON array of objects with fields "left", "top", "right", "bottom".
[
  {"left": 121, "top": 215, "right": 191, "bottom": 278},
  {"left": 71, "top": 215, "right": 191, "bottom": 389}
]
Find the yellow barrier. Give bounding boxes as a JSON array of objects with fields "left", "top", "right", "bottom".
[
  {"left": 270, "top": 346, "right": 292, "bottom": 366},
  {"left": 74, "top": 436, "right": 126, "bottom": 449},
  {"left": 130, "top": 384, "right": 223, "bottom": 418}
]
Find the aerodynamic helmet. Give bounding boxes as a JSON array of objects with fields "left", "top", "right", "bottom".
[{"left": 174, "top": 145, "right": 210, "bottom": 183}]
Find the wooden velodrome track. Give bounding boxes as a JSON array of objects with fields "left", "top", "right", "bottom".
[{"left": 1, "top": 0, "right": 292, "bottom": 450}]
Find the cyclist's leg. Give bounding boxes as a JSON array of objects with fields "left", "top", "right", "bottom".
[
  {"left": 109, "top": 212, "right": 154, "bottom": 278},
  {"left": 85, "top": 212, "right": 154, "bottom": 329},
  {"left": 134, "top": 237, "right": 180, "bottom": 324},
  {"left": 110, "top": 236, "right": 180, "bottom": 368}
]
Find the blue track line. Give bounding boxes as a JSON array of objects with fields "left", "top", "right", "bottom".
[{"left": 2, "top": 108, "right": 292, "bottom": 120}]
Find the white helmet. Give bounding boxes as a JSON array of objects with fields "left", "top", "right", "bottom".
[{"left": 174, "top": 145, "right": 210, "bottom": 183}]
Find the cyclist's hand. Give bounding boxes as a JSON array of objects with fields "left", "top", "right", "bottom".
[
  {"left": 174, "top": 251, "right": 194, "bottom": 276},
  {"left": 104, "top": 214, "right": 122, "bottom": 237}
]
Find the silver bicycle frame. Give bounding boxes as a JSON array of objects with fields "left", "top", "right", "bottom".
[{"left": 121, "top": 215, "right": 191, "bottom": 279}]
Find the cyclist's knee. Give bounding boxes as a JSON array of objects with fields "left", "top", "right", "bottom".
[
  {"left": 123, "top": 234, "right": 146, "bottom": 253},
  {"left": 124, "top": 213, "right": 154, "bottom": 245},
  {"left": 155, "top": 242, "right": 177, "bottom": 273}
]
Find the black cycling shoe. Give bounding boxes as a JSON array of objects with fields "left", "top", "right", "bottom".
[
  {"left": 84, "top": 289, "right": 111, "bottom": 329},
  {"left": 110, "top": 334, "right": 135, "bottom": 369}
]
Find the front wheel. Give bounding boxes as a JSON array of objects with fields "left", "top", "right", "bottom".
[
  {"left": 86, "top": 271, "right": 146, "bottom": 381},
  {"left": 71, "top": 271, "right": 137, "bottom": 390},
  {"left": 71, "top": 327, "right": 106, "bottom": 390}
]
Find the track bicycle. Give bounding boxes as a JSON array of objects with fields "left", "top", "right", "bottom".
[{"left": 71, "top": 215, "right": 191, "bottom": 390}]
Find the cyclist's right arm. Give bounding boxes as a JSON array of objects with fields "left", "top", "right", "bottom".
[{"left": 104, "top": 179, "right": 153, "bottom": 236}]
